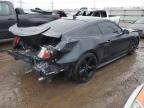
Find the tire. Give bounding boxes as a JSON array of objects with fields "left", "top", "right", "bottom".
[
  {"left": 72, "top": 53, "right": 97, "bottom": 83},
  {"left": 128, "top": 39, "right": 139, "bottom": 55}
]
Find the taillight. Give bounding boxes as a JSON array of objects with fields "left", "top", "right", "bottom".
[
  {"left": 13, "top": 36, "right": 20, "bottom": 46},
  {"left": 38, "top": 47, "right": 52, "bottom": 60}
]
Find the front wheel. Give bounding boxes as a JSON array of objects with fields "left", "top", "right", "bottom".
[
  {"left": 128, "top": 39, "right": 139, "bottom": 55},
  {"left": 72, "top": 53, "right": 97, "bottom": 83}
]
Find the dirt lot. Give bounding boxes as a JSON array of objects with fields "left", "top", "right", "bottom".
[{"left": 0, "top": 24, "right": 144, "bottom": 108}]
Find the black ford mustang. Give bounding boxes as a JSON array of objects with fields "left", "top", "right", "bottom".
[{"left": 9, "top": 18, "right": 139, "bottom": 83}]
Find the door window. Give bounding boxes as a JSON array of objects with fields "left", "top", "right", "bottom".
[
  {"left": 0, "top": 3, "right": 10, "bottom": 15},
  {"left": 92, "top": 11, "right": 100, "bottom": 17},
  {"left": 100, "top": 11, "right": 107, "bottom": 17},
  {"left": 98, "top": 21, "right": 122, "bottom": 35}
]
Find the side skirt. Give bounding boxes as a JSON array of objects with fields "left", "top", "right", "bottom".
[{"left": 96, "top": 53, "right": 127, "bottom": 69}]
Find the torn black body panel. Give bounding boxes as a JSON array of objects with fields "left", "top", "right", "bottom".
[
  {"left": 9, "top": 48, "right": 67, "bottom": 77},
  {"left": 33, "top": 62, "right": 66, "bottom": 77}
]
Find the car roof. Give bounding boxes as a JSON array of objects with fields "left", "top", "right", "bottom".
[{"left": 42, "top": 17, "right": 111, "bottom": 37}]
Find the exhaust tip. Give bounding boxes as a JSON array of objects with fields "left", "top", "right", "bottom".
[
  {"left": 25, "top": 69, "right": 32, "bottom": 74},
  {"left": 38, "top": 77, "right": 46, "bottom": 82}
]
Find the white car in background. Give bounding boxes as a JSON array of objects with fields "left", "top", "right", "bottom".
[
  {"left": 124, "top": 83, "right": 144, "bottom": 108},
  {"left": 74, "top": 9, "right": 120, "bottom": 24}
]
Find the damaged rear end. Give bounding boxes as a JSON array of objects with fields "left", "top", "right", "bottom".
[
  {"left": 10, "top": 33, "right": 66, "bottom": 79},
  {"left": 9, "top": 18, "right": 86, "bottom": 81}
]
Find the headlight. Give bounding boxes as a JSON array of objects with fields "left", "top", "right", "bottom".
[{"left": 131, "top": 101, "right": 143, "bottom": 108}]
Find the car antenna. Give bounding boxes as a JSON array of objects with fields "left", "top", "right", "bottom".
[{"left": 73, "top": 15, "right": 77, "bottom": 20}]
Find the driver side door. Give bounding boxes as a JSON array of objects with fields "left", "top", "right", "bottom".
[{"left": 98, "top": 21, "right": 131, "bottom": 61}]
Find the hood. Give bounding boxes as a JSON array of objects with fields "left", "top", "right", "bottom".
[{"left": 128, "top": 23, "right": 144, "bottom": 31}]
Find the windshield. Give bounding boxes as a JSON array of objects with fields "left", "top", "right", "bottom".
[{"left": 135, "top": 17, "right": 144, "bottom": 24}]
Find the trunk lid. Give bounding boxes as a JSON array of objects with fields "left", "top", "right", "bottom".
[{"left": 9, "top": 23, "right": 62, "bottom": 37}]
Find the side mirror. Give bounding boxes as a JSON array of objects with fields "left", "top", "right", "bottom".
[{"left": 123, "top": 29, "right": 129, "bottom": 34}]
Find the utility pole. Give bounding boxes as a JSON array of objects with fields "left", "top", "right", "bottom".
[
  {"left": 17, "top": 0, "right": 23, "bottom": 8},
  {"left": 51, "top": 0, "right": 54, "bottom": 10},
  {"left": 93, "top": 0, "right": 96, "bottom": 9},
  {"left": 11, "top": 0, "right": 14, "bottom": 4},
  {"left": 19, "top": 0, "right": 22, "bottom": 8},
  {"left": 142, "top": 0, "right": 144, "bottom": 9}
]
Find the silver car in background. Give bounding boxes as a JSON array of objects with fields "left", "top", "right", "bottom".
[{"left": 128, "top": 17, "right": 144, "bottom": 38}]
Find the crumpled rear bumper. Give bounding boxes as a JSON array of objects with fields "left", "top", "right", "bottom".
[
  {"left": 8, "top": 50, "right": 65, "bottom": 77},
  {"left": 33, "top": 62, "right": 64, "bottom": 77}
]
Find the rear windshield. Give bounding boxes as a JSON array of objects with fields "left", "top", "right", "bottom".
[{"left": 44, "top": 19, "right": 86, "bottom": 33}]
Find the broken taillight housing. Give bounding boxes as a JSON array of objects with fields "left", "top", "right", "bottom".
[
  {"left": 38, "top": 47, "right": 52, "bottom": 60},
  {"left": 13, "top": 36, "right": 20, "bottom": 46}
]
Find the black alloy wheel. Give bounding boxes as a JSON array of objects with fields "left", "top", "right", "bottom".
[
  {"left": 72, "top": 53, "right": 97, "bottom": 83},
  {"left": 129, "top": 39, "right": 139, "bottom": 54}
]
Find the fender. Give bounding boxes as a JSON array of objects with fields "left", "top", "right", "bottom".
[{"left": 56, "top": 38, "right": 103, "bottom": 64}]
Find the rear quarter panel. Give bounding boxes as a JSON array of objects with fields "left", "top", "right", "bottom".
[{"left": 56, "top": 36, "right": 104, "bottom": 64}]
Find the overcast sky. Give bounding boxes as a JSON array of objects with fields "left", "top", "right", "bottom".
[{"left": 8, "top": 0, "right": 144, "bottom": 9}]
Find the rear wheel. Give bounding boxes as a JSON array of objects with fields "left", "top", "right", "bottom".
[
  {"left": 128, "top": 39, "right": 139, "bottom": 54},
  {"left": 72, "top": 53, "right": 97, "bottom": 83}
]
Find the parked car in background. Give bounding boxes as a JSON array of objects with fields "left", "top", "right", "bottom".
[
  {"left": 0, "top": 1, "right": 66, "bottom": 40},
  {"left": 30, "top": 8, "right": 67, "bottom": 17},
  {"left": 74, "top": 10, "right": 120, "bottom": 24},
  {"left": 127, "top": 17, "right": 144, "bottom": 38},
  {"left": 9, "top": 18, "right": 139, "bottom": 83},
  {"left": 124, "top": 83, "right": 144, "bottom": 108}
]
